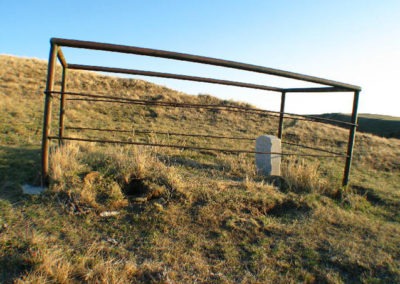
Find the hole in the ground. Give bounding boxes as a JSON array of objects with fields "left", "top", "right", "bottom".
[
  {"left": 267, "top": 199, "right": 312, "bottom": 219},
  {"left": 123, "top": 178, "right": 149, "bottom": 197},
  {"left": 123, "top": 178, "right": 166, "bottom": 202}
]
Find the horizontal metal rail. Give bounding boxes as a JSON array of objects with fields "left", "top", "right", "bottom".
[
  {"left": 68, "top": 64, "right": 282, "bottom": 92},
  {"left": 51, "top": 90, "right": 357, "bottom": 127},
  {"left": 283, "top": 87, "right": 350, "bottom": 93},
  {"left": 48, "top": 136, "right": 344, "bottom": 158},
  {"left": 68, "top": 96, "right": 343, "bottom": 125},
  {"left": 281, "top": 141, "right": 346, "bottom": 157},
  {"left": 51, "top": 38, "right": 361, "bottom": 91},
  {"left": 66, "top": 97, "right": 353, "bottom": 126},
  {"left": 67, "top": 126, "right": 347, "bottom": 157},
  {"left": 69, "top": 64, "right": 354, "bottom": 94},
  {"left": 66, "top": 97, "right": 285, "bottom": 120},
  {"left": 69, "top": 96, "right": 356, "bottom": 127},
  {"left": 66, "top": 126, "right": 255, "bottom": 141}
]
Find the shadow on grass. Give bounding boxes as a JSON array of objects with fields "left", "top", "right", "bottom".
[
  {"left": 156, "top": 153, "right": 223, "bottom": 171},
  {"left": 0, "top": 145, "right": 41, "bottom": 202},
  {"left": 1, "top": 251, "right": 35, "bottom": 283}
]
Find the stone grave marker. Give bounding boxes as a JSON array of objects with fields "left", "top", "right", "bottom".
[{"left": 255, "top": 135, "right": 281, "bottom": 176}]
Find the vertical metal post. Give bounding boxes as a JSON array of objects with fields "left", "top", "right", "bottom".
[
  {"left": 278, "top": 91, "right": 286, "bottom": 139},
  {"left": 41, "top": 43, "right": 58, "bottom": 186},
  {"left": 342, "top": 90, "right": 360, "bottom": 187},
  {"left": 58, "top": 66, "right": 67, "bottom": 145}
]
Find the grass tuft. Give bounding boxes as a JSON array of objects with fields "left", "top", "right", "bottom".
[{"left": 282, "top": 157, "right": 332, "bottom": 195}]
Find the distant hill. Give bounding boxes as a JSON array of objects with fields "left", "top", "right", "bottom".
[{"left": 309, "top": 113, "right": 400, "bottom": 139}]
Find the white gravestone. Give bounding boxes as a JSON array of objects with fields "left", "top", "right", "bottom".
[{"left": 255, "top": 135, "right": 281, "bottom": 176}]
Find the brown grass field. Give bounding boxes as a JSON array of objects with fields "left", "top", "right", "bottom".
[{"left": 1, "top": 54, "right": 399, "bottom": 283}]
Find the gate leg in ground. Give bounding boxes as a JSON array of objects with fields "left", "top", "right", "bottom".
[{"left": 255, "top": 135, "right": 281, "bottom": 176}]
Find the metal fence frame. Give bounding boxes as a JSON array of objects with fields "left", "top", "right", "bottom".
[{"left": 41, "top": 38, "right": 361, "bottom": 186}]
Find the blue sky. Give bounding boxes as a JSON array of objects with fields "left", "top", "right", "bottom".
[{"left": 1, "top": 0, "right": 399, "bottom": 116}]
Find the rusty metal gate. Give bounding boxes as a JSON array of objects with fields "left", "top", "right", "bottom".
[{"left": 41, "top": 38, "right": 361, "bottom": 186}]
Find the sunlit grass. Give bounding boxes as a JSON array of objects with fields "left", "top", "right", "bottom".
[{"left": 1, "top": 55, "right": 399, "bottom": 283}]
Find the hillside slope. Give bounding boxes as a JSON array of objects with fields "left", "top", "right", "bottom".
[
  {"left": 310, "top": 113, "right": 400, "bottom": 139},
  {"left": 1, "top": 55, "right": 399, "bottom": 283}
]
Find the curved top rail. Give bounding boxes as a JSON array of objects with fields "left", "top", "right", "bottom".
[{"left": 51, "top": 37, "right": 361, "bottom": 91}]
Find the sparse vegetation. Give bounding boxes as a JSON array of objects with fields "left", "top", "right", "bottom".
[{"left": 1, "top": 55, "right": 400, "bottom": 283}]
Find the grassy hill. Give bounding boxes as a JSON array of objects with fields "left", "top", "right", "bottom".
[
  {"left": 1, "top": 54, "right": 400, "bottom": 283},
  {"left": 309, "top": 113, "right": 400, "bottom": 139}
]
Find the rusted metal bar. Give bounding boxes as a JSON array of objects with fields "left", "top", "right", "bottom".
[
  {"left": 67, "top": 126, "right": 347, "bottom": 157},
  {"left": 71, "top": 96, "right": 334, "bottom": 127},
  {"left": 342, "top": 90, "right": 360, "bottom": 186},
  {"left": 51, "top": 38, "right": 361, "bottom": 91},
  {"left": 281, "top": 141, "right": 346, "bottom": 157},
  {"left": 57, "top": 90, "right": 357, "bottom": 127},
  {"left": 41, "top": 42, "right": 58, "bottom": 185},
  {"left": 58, "top": 66, "right": 67, "bottom": 145},
  {"left": 47, "top": 136, "right": 344, "bottom": 158},
  {"left": 58, "top": 91, "right": 284, "bottom": 116},
  {"left": 278, "top": 91, "right": 286, "bottom": 139},
  {"left": 283, "top": 87, "right": 350, "bottom": 93},
  {"left": 66, "top": 96, "right": 355, "bottom": 127},
  {"left": 65, "top": 97, "right": 281, "bottom": 119},
  {"left": 57, "top": 47, "right": 67, "bottom": 68},
  {"left": 68, "top": 64, "right": 282, "bottom": 92},
  {"left": 66, "top": 126, "right": 256, "bottom": 141}
]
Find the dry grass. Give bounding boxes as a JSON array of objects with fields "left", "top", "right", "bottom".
[
  {"left": 1, "top": 54, "right": 400, "bottom": 283},
  {"left": 49, "top": 142, "right": 83, "bottom": 182},
  {"left": 48, "top": 143, "right": 187, "bottom": 214},
  {"left": 8, "top": 228, "right": 140, "bottom": 284},
  {"left": 282, "top": 157, "right": 331, "bottom": 194}
]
